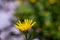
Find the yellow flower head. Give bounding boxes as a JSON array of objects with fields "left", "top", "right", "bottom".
[
  {"left": 29, "top": 0, "right": 36, "bottom": 3},
  {"left": 14, "top": 19, "right": 36, "bottom": 32},
  {"left": 49, "top": 0, "right": 56, "bottom": 4}
]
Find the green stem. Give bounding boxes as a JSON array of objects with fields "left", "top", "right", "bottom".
[{"left": 25, "top": 31, "right": 28, "bottom": 40}]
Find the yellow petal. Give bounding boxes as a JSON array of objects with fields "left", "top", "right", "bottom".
[
  {"left": 26, "top": 19, "right": 29, "bottom": 23},
  {"left": 16, "top": 22, "right": 20, "bottom": 26},
  {"left": 14, "top": 24, "right": 19, "bottom": 28},
  {"left": 31, "top": 22, "right": 36, "bottom": 27},
  {"left": 29, "top": 20, "right": 31, "bottom": 24},
  {"left": 24, "top": 19, "right": 26, "bottom": 23},
  {"left": 30, "top": 20, "right": 33, "bottom": 24},
  {"left": 20, "top": 26, "right": 25, "bottom": 31},
  {"left": 18, "top": 20, "right": 22, "bottom": 24}
]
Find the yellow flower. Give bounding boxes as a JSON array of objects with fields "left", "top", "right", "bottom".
[
  {"left": 29, "top": 0, "right": 36, "bottom": 3},
  {"left": 58, "top": 26, "right": 60, "bottom": 31},
  {"left": 49, "top": 0, "right": 56, "bottom": 4},
  {"left": 14, "top": 19, "right": 36, "bottom": 31}
]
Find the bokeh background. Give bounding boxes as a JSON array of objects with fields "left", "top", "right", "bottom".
[
  {"left": 15, "top": 0, "right": 60, "bottom": 40},
  {"left": 0, "top": 0, "right": 60, "bottom": 40}
]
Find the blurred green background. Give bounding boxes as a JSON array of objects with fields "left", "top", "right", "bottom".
[{"left": 15, "top": 0, "right": 60, "bottom": 40}]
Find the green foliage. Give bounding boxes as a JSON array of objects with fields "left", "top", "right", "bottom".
[{"left": 15, "top": 0, "right": 60, "bottom": 40}]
